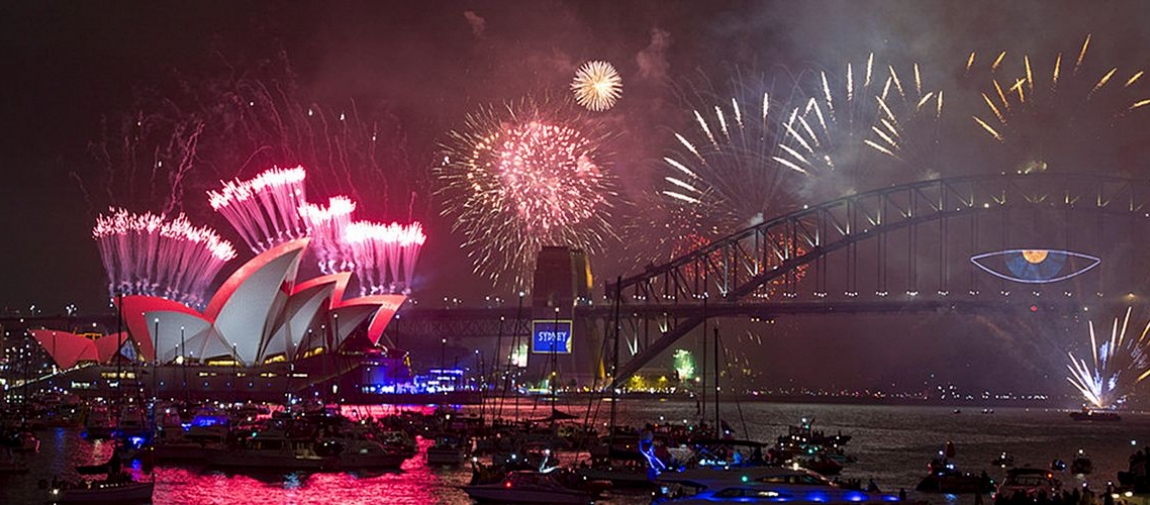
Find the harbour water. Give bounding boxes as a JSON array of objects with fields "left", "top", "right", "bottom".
[{"left": 2, "top": 399, "right": 1145, "bottom": 504}]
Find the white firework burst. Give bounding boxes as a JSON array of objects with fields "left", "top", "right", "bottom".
[{"left": 572, "top": 61, "right": 623, "bottom": 112}]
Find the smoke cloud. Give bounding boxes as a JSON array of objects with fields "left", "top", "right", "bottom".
[
  {"left": 636, "top": 27, "right": 672, "bottom": 81},
  {"left": 463, "top": 10, "right": 485, "bottom": 38}
]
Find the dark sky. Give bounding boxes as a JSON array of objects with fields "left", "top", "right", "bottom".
[{"left": 3, "top": 1, "right": 1150, "bottom": 393}]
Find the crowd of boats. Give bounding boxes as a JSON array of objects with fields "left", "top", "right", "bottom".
[{"left": 2, "top": 394, "right": 1148, "bottom": 504}]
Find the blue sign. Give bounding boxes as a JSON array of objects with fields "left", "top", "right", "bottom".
[{"left": 532, "top": 320, "right": 573, "bottom": 354}]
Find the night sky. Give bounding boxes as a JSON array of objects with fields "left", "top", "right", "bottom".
[{"left": 4, "top": 1, "right": 1150, "bottom": 395}]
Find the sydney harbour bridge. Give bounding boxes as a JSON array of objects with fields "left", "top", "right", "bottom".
[{"left": 5, "top": 173, "right": 1150, "bottom": 391}]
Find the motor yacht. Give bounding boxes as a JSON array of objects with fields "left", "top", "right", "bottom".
[
  {"left": 462, "top": 470, "right": 595, "bottom": 504},
  {"left": 653, "top": 466, "right": 900, "bottom": 504},
  {"left": 48, "top": 478, "right": 154, "bottom": 504}
]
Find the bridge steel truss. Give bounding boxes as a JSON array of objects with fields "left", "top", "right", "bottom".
[{"left": 604, "top": 173, "right": 1150, "bottom": 386}]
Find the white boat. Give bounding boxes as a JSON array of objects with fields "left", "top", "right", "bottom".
[
  {"left": 462, "top": 470, "right": 594, "bottom": 504},
  {"left": 48, "top": 478, "right": 154, "bottom": 503},
  {"left": 654, "top": 466, "right": 901, "bottom": 504}
]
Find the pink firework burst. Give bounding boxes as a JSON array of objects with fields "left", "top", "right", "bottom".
[
  {"left": 300, "top": 196, "right": 357, "bottom": 274},
  {"left": 207, "top": 166, "right": 309, "bottom": 254},
  {"left": 437, "top": 100, "right": 618, "bottom": 289},
  {"left": 344, "top": 221, "right": 427, "bottom": 296},
  {"left": 93, "top": 208, "right": 236, "bottom": 308}
]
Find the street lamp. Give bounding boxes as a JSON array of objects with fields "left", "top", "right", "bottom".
[
  {"left": 179, "top": 326, "right": 187, "bottom": 392},
  {"left": 153, "top": 318, "right": 160, "bottom": 399},
  {"left": 440, "top": 338, "right": 447, "bottom": 371}
]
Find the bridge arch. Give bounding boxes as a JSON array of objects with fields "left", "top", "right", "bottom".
[{"left": 607, "top": 173, "right": 1150, "bottom": 385}]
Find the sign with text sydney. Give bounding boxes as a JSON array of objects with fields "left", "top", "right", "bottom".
[{"left": 531, "top": 320, "right": 573, "bottom": 354}]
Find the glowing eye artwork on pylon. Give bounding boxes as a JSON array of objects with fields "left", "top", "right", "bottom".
[{"left": 970, "top": 249, "right": 1100, "bottom": 283}]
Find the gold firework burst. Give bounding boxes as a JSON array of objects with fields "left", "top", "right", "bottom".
[{"left": 571, "top": 61, "right": 623, "bottom": 111}]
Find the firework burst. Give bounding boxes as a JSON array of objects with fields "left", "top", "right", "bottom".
[
  {"left": 344, "top": 221, "right": 426, "bottom": 296},
  {"left": 207, "top": 166, "right": 309, "bottom": 254},
  {"left": 776, "top": 55, "right": 944, "bottom": 199},
  {"left": 437, "top": 99, "right": 618, "bottom": 290},
  {"left": 1066, "top": 307, "right": 1150, "bottom": 408},
  {"left": 572, "top": 61, "right": 623, "bottom": 112},
  {"left": 660, "top": 72, "right": 800, "bottom": 242},
  {"left": 968, "top": 35, "right": 1150, "bottom": 171},
  {"left": 299, "top": 196, "right": 357, "bottom": 274},
  {"left": 93, "top": 208, "right": 236, "bottom": 308}
]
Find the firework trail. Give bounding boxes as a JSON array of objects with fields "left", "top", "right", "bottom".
[
  {"left": 93, "top": 208, "right": 236, "bottom": 308},
  {"left": 299, "top": 196, "right": 357, "bottom": 274},
  {"left": 968, "top": 35, "right": 1150, "bottom": 172},
  {"left": 436, "top": 98, "right": 619, "bottom": 290},
  {"left": 572, "top": 61, "right": 623, "bottom": 112},
  {"left": 208, "top": 166, "right": 310, "bottom": 254},
  {"left": 1066, "top": 306, "right": 1150, "bottom": 409},
  {"left": 777, "top": 55, "right": 944, "bottom": 199},
  {"left": 78, "top": 49, "right": 428, "bottom": 225},
  {"left": 81, "top": 105, "right": 206, "bottom": 217},
  {"left": 344, "top": 221, "right": 427, "bottom": 296}
]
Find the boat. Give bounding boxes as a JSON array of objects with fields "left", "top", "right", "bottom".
[
  {"left": 48, "top": 453, "right": 153, "bottom": 504},
  {"left": 320, "top": 438, "right": 409, "bottom": 469},
  {"left": 1069, "top": 408, "right": 1121, "bottom": 422},
  {"left": 426, "top": 434, "right": 469, "bottom": 466},
  {"left": 462, "top": 470, "right": 595, "bottom": 504},
  {"left": 653, "top": 466, "right": 901, "bottom": 504},
  {"left": 205, "top": 429, "right": 327, "bottom": 470},
  {"left": 48, "top": 478, "right": 154, "bottom": 504},
  {"left": 915, "top": 458, "right": 994, "bottom": 494},
  {"left": 993, "top": 468, "right": 1060, "bottom": 501}
]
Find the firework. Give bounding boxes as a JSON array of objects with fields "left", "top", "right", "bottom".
[
  {"left": 344, "top": 221, "right": 426, "bottom": 296},
  {"left": 660, "top": 72, "right": 800, "bottom": 242},
  {"left": 436, "top": 99, "right": 618, "bottom": 289},
  {"left": 673, "top": 349, "right": 696, "bottom": 380},
  {"left": 968, "top": 35, "right": 1150, "bottom": 170},
  {"left": 572, "top": 61, "right": 623, "bottom": 112},
  {"left": 93, "top": 208, "right": 236, "bottom": 308},
  {"left": 208, "top": 166, "right": 309, "bottom": 254},
  {"left": 1066, "top": 307, "right": 1150, "bottom": 408},
  {"left": 776, "top": 55, "right": 944, "bottom": 198},
  {"left": 300, "top": 196, "right": 357, "bottom": 274}
]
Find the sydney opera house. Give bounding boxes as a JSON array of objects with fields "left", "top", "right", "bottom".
[{"left": 23, "top": 166, "right": 426, "bottom": 401}]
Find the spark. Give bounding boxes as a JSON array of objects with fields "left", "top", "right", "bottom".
[
  {"left": 973, "top": 116, "right": 1003, "bottom": 141},
  {"left": 1066, "top": 307, "right": 1150, "bottom": 408},
  {"left": 571, "top": 61, "right": 623, "bottom": 112},
  {"left": 968, "top": 35, "right": 1149, "bottom": 155},
  {"left": 992, "top": 51, "right": 1006, "bottom": 71}
]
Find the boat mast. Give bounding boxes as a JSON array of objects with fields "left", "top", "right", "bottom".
[
  {"left": 700, "top": 294, "right": 707, "bottom": 431},
  {"left": 608, "top": 276, "right": 621, "bottom": 442},
  {"left": 714, "top": 326, "right": 720, "bottom": 437}
]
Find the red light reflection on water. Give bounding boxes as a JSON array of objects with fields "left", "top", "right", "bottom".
[{"left": 148, "top": 437, "right": 473, "bottom": 504}]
